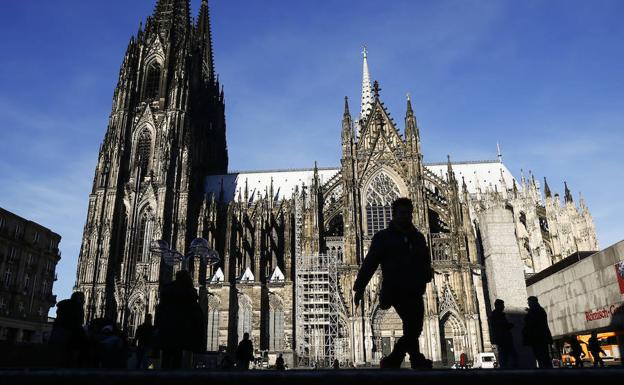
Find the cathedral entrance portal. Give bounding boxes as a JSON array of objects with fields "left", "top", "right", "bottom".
[
  {"left": 440, "top": 313, "right": 466, "bottom": 366},
  {"left": 371, "top": 307, "right": 403, "bottom": 362}
]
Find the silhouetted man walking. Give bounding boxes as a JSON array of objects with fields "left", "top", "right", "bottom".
[
  {"left": 491, "top": 299, "right": 517, "bottom": 368},
  {"left": 522, "top": 296, "right": 553, "bottom": 369},
  {"left": 236, "top": 332, "right": 254, "bottom": 370},
  {"left": 588, "top": 331, "right": 605, "bottom": 367},
  {"left": 353, "top": 198, "right": 433, "bottom": 369},
  {"left": 135, "top": 314, "right": 155, "bottom": 369},
  {"left": 50, "top": 291, "right": 86, "bottom": 367}
]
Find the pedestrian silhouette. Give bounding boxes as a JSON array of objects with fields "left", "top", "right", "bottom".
[
  {"left": 49, "top": 291, "right": 86, "bottom": 367},
  {"left": 333, "top": 358, "right": 340, "bottom": 369},
  {"left": 587, "top": 331, "right": 605, "bottom": 367},
  {"left": 155, "top": 270, "right": 205, "bottom": 369},
  {"left": 236, "top": 332, "right": 254, "bottom": 370},
  {"left": 522, "top": 296, "right": 553, "bottom": 368},
  {"left": 353, "top": 198, "right": 433, "bottom": 369},
  {"left": 97, "top": 322, "right": 127, "bottom": 368},
  {"left": 610, "top": 303, "right": 624, "bottom": 367},
  {"left": 135, "top": 314, "right": 155, "bottom": 369},
  {"left": 275, "top": 353, "right": 286, "bottom": 370},
  {"left": 490, "top": 299, "right": 518, "bottom": 368},
  {"left": 459, "top": 352, "right": 467, "bottom": 369},
  {"left": 567, "top": 335, "right": 585, "bottom": 368}
]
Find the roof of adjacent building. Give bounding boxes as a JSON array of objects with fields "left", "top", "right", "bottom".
[{"left": 205, "top": 159, "right": 518, "bottom": 203}]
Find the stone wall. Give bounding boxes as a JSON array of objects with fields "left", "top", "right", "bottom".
[{"left": 527, "top": 240, "right": 624, "bottom": 337}]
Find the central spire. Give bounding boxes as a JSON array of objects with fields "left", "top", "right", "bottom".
[{"left": 360, "top": 46, "right": 374, "bottom": 125}]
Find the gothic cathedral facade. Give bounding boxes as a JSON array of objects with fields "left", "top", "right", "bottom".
[{"left": 75, "top": 0, "right": 598, "bottom": 367}]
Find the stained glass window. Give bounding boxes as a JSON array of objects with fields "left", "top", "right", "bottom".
[{"left": 365, "top": 173, "right": 400, "bottom": 236}]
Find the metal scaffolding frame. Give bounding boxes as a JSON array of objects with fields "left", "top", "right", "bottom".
[{"left": 295, "top": 253, "right": 347, "bottom": 368}]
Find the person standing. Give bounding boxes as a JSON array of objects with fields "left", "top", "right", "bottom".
[
  {"left": 353, "top": 198, "right": 433, "bottom": 369},
  {"left": 275, "top": 354, "right": 286, "bottom": 370},
  {"left": 135, "top": 314, "right": 155, "bottom": 369},
  {"left": 522, "top": 296, "right": 553, "bottom": 369},
  {"left": 155, "top": 270, "right": 205, "bottom": 369},
  {"left": 587, "top": 331, "right": 605, "bottom": 367},
  {"left": 490, "top": 299, "right": 517, "bottom": 368},
  {"left": 236, "top": 332, "right": 254, "bottom": 370},
  {"left": 49, "top": 292, "right": 86, "bottom": 367}
]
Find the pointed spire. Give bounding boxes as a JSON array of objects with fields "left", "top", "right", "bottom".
[
  {"left": 244, "top": 178, "right": 249, "bottom": 203},
  {"left": 543, "top": 177, "right": 551, "bottom": 198},
  {"left": 499, "top": 168, "right": 508, "bottom": 192},
  {"left": 344, "top": 96, "right": 350, "bottom": 117},
  {"left": 497, "top": 142, "right": 503, "bottom": 163},
  {"left": 564, "top": 181, "right": 574, "bottom": 203},
  {"left": 447, "top": 155, "right": 456, "bottom": 184},
  {"left": 197, "top": 0, "right": 215, "bottom": 82},
  {"left": 579, "top": 192, "right": 587, "bottom": 210},
  {"left": 406, "top": 93, "right": 414, "bottom": 115},
  {"left": 360, "top": 46, "right": 373, "bottom": 121}
]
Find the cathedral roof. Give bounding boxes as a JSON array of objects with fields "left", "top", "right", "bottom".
[
  {"left": 205, "top": 167, "right": 340, "bottom": 202},
  {"left": 205, "top": 160, "right": 518, "bottom": 203}
]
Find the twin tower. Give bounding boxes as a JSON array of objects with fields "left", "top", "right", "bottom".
[{"left": 75, "top": 0, "right": 226, "bottom": 324}]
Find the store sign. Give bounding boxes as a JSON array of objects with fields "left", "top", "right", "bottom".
[
  {"left": 585, "top": 305, "right": 618, "bottom": 322},
  {"left": 616, "top": 261, "right": 624, "bottom": 295}
]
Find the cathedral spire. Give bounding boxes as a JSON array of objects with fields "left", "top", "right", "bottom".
[
  {"left": 543, "top": 177, "right": 552, "bottom": 198},
  {"left": 406, "top": 93, "right": 414, "bottom": 116},
  {"left": 564, "top": 181, "right": 574, "bottom": 203},
  {"left": 360, "top": 46, "right": 373, "bottom": 122},
  {"left": 197, "top": 0, "right": 215, "bottom": 82},
  {"left": 344, "top": 96, "right": 350, "bottom": 117}
]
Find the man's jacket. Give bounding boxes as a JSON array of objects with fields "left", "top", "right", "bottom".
[{"left": 353, "top": 221, "right": 433, "bottom": 309}]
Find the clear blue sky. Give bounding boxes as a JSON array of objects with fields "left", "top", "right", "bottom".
[{"left": 1, "top": 0, "right": 623, "bottom": 312}]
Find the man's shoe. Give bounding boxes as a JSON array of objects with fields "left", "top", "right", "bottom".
[
  {"left": 380, "top": 354, "right": 403, "bottom": 369},
  {"left": 410, "top": 353, "right": 433, "bottom": 370}
]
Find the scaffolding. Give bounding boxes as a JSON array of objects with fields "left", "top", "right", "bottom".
[{"left": 295, "top": 253, "right": 347, "bottom": 368}]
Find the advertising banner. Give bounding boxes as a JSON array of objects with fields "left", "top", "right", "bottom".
[{"left": 615, "top": 261, "right": 624, "bottom": 295}]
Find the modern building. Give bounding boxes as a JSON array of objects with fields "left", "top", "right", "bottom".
[
  {"left": 527, "top": 241, "right": 623, "bottom": 360},
  {"left": 0, "top": 207, "right": 61, "bottom": 344},
  {"left": 75, "top": 0, "right": 599, "bottom": 368}
]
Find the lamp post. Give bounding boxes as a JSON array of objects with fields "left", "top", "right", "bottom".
[{"left": 149, "top": 237, "right": 220, "bottom": 271}]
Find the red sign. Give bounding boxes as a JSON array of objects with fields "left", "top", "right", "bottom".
[
  {"left": 616, "top": 261, "right": 624, "bottom": 295},
  {"left": 585, "top": 305, "right": 617, "bottom": 322}
]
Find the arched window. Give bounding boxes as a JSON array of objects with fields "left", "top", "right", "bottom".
[
  {"left": 135, "top": 129, "right": 152, "bottom": 177},
  {"left": 144, "top": 62, "right": 161, "bottom": 100},
  {"left": 237, "top": 296, "right": 252, "bottom": 341},
  {"left": 207, "top": 298, "right": 220, "bottom": 351},
  {"left": 327, "top": 215, "right": 344, "bottom": 236},
  {"left": 136, "top": 210, "right": 153, "bottom": 263},
  {"left": 269, "top": 299, "right": 284, "bottom": 351},
  {"left": 365, "top": 172, "right": 401, "bottom": 236}
]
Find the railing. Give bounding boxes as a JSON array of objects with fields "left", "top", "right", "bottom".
[
  {"left": 324, "top": 237, "right": 344, "bottom": 263},
  {"left": 431, "top": 233, "right": 453, "bottom": 263}
]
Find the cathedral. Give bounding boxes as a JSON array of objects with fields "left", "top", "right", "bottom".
[{"left": 75, "top": 0, "right": 598, "bottom": 367}]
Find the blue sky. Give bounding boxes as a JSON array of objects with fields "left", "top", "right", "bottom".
[{"left": 1, "top": 0, "right": 623, "bottom": 312}]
